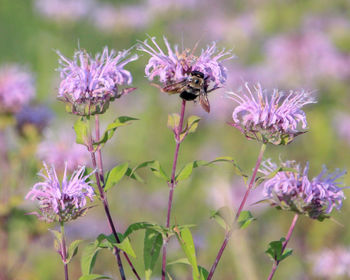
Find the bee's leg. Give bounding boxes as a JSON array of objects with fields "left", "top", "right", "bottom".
[{"left": 150, "top": 83, "right": 165, "bottom": 92}]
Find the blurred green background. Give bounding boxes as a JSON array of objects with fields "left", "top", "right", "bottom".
[{"left": 0, "top": 0, "right": 350, "bottom": 279}]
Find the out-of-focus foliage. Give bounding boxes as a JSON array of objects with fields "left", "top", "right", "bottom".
[{"left": 0, "top": 0, "right": 349, "bottom": 279}]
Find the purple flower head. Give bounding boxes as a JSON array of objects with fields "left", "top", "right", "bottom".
[
  {"left": 57, "top": 47, "right": 138, "bottom": 116},
  {"left": 259, "top": 159, "right": 346, "bottom": 220},
  {"left": 311, "top": 247, "right": 350, "bottom": 278},
  {"left": 138, "top": 36, "right": 234, "bottom": 89},
  {"left": 26, "top": 163, "right": 95, "bottom": 223},
  {"left": 264, "top": 31, "right": 350, "bottom": 86},
  {"left": 34, "top": 0, "right": 93, "bottom": 23},
  {"left": 16, "top": 105, "right": 53, "bottom": 136},
  {"left": 228, "top": 83, "right": 316, "bottom": 145},
  {"left": 0, "top": 64, "right": 35, "bottom": 114}
]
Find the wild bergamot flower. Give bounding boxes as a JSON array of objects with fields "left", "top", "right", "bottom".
[
  {"left": 259, "top": 159, "right": 346, "bottom": 220},
  {"left": 56, "top": 47, "right": 138, "bottom": 116},
  {"left": 26, "top": 163, "right": 95, "bottom": 223},
  {"left": 138, "top": 36, "right": 234, "bottom": 90},
  {"left": 228, "top": 83, "right": 315, "bottom": 145}
]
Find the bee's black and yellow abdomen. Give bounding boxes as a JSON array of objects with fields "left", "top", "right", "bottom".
[{"left": 180, "top": 90, "right": 198, "bottom": 101}]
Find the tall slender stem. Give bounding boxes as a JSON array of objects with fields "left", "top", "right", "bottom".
[
  {"left": 93, "top": 116, "right": 141, "bottom": 280},
  {"left": 162, "top": 99, "right": 186, "bottom": 280},
  {"left": 267, "top": 214, "right": 299, "bottom": 280},
  {"left": 95, "top": 115, "right": 104, "bottom": 180},
  {"left": 60, "top": 223, "right": 69, "bottom": 280},
  {"left": 207, "top": 143, "right": 267, "bottom": 280}
]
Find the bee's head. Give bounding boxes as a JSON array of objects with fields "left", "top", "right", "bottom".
[{"left": 189, "top": 71, "right": 205, "bottom": 88}]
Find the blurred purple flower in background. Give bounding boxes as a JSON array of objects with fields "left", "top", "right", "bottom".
[
  {"left": 206, "top": 177, "right": 267, "bottom": 214},
  {"left": 34, "top": 0, "right": 93, "bottom": 22},
  {"left": 334, "top": 112, "right": 350, "bottom": 145},
  {"left": 138, "top": 36, "right": 234, "bottom": 88},
  {"left": 38, "top": 129, "right": 89, "bottom": 173},
  {"left": 228, "top": 83, "right": 315, "bottom": 145},
  {"left": 0, "top": 64, "right": 35, "bottom": 114},
  {"left": 311, "top": 247, "right": 350, "bottom": 278},
  {"left": 146, "top": 0, "right": 199, "bottom": 14},
  {"left": 26, "top": 163, "right": 95, "bottom": 223},
  {"left": 91, "top": 3, "right": 150, "bottom": 33},
  {"left": 16, "top": 105, "right": 53, "bottom": 136},
  {"left": 259, "top": 159, "right": 346, "bottom": 219},
  {"left": 264, "top": 31, "right": 350, "bottom": 86},
  {"left": 56, "top": 47, "right": 138, "bottom": 115}
]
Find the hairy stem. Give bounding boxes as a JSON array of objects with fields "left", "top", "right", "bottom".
[
  {"left": 207, "top": 143, "right": 266, "bottom": 280},
  {"left": 267, "top": 214, "right": 299, "bottom": 280},
  {"left": 162, "top": 99, "right": 186, "bottom": 280},
  {"left": 60, "top": 223, "right": 69, "bottom": 280}
]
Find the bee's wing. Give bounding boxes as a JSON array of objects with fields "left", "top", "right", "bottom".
[
  {"left": 162, "top": 79, "right": 187, "bottom": 94},
  {"left": 199, "top": 90, "right": 210, "bottom": 113}
]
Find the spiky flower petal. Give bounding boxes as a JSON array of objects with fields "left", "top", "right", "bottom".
[
  {"left": 138, "top": 36, "right": 234, "bottom": 89},
  {"left": 26, "top": 163, "right": 95, "bottom": 223},
  {"left": 57, "top": 47, "right": 138, "bottom": 116},
  {"left": 228, "top": 83, "right": 315, "bottom": 145},
  {"left": 259, "top": 159, "right": 346, "bottom": 219}
]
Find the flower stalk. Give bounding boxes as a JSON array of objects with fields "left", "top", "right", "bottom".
[
  {"left": 60, "top": 222, "right": 69, "bottom": 280},
  {"left": 207, "top": 143, "right": 266, "bottom": 280},
  {"left": 267, "top": 214, "right": 299, "bottom": 280},
  {"left": 87, "top": 116, "right": 140, "bottom": 280},
  {"left": 162, "top": 99, "right": 186, "bottom": 280}
]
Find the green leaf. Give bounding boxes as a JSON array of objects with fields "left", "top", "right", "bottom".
[
  {"left": 210, "top": 207, "right": 234, "bottom": 231},
  {"left": 125, "top": 167, "right": 144, "bottom": 183},
  {"left": 256, "top": 167, "right": 297, "bottom": 186},
  {"left": 175, "top": 157, "right": 247, "bottom": 182},
  {"left": 265, "top": 238, "right": 293, "bottom": 262},
  {"left": 93, "top": 116, "right": 138, "bottom": 148},
  {"left": 49, "top": 229, "right": 63, "bottom": 252},
  {"left": 280, "top": 248, "right": 293, "bottom": 261},
  {"left": 81, "top": 242, "right": 101, "bottom": 275},
  {"left": 179, "top": 115, "right": 201, "bottom": 142},
  {"left": 128, "top": 160, "right": 169, "bottom": 182},
  {"left": 167, "top": 113, "right": 180, "bottom": 132},
  {"left": 49, "top": 229, "right": 62, "bottom": 243},
  {"left": 115, "top": 237, "right": 136, "bottom": 258},
  {"left": 78, "top": 275, "right": 112, "bottom": 280},
  {"left": 198, "top": 266, "right": 209, "bottom": 280},
  {"left": 144, "top": 230, "right": 163, "bottom": 280},
  {"left": 104, "top": 163, "right": 129, "bottom": 191},
  {"left": 167, "top": 259, "right": 208, "bottom": 280},
  {"left": 66, "top": 240, "right": 83, "bottom": 264},
  {"left": 74, "top": 117, "right": 89, "bottom": 146},
  {"left": 175, "top": 227, "right": 200, "bottom": 279},
  {"left": 124, "top": 222, "right": 167, "bottom": 238},
  {"left": 237, "top": 211, "right": 256, "bottom": 229},
  {"left": 167, "top": 258, "right": 191, "bottom": 266},
  {"left": 175, "top": 163, "right": 194, "bottom": 182}
]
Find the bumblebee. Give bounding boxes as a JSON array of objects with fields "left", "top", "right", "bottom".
[{"left": 162, "top": 70, "right": 211, "bottom": 113}]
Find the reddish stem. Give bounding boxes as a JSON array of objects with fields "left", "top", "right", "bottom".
[
  {"left": 88, "top": 116, "right": 140, "bottom": 280},
  {"left": 162, "top": 99, "right": 186, "bottom": 280},
  {"left": 60, "top": 223, "right": 69, "bottom": 280},
  {"left": 207, "top": 143, "right": 266, "bottom": 280},
  {"left": 267, "top": 214, "right": 299, "bottom": 280}
]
